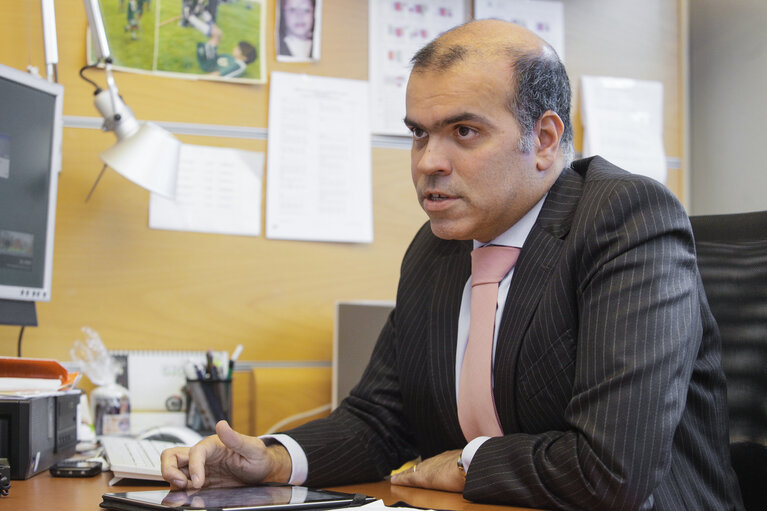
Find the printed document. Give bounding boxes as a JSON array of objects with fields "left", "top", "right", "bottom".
[
  {"left": 266, "top": 72, "right": 373, "bottom": 243},
  {"left": 474, "top": 0, "right": 565, "bottom": 60},
  {"left": 581, "top": 76, "right": 667, "bottom": 184},
  {"left": 149, "top": 144, "right": 263, "bottom": 236},
  {"left": 369, "top": 0, "right": 467, "bottom": 136}
]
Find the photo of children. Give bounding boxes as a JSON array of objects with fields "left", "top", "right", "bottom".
[
  {"left": 182, "top": 0, "right": 223, "bottom": 63},
  {"left": 196, "top": 40, "right": 257, "bottom": 78},
  {"left": 276, "top": 0, "right": 321, "bottom": 62},
  {"left": 91, "top": 0, "right": 265, "bottom": 83}
]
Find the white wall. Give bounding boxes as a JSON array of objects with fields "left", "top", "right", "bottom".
[{"left": 689, "top": 0, "right": 767, "bottom": 214}]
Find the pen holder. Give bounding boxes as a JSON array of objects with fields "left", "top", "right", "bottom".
[{"left": 184, "top": 378, "right": 232, "bottom": 435}]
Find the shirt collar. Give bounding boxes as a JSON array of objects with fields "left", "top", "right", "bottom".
[{"left": 473, "top": 194, "right": 547, "bottom": 250}]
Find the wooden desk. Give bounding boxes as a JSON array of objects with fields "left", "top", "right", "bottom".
[
  {"left": 6, "top": 471, "right": 541, "bottom": 511},
  {"left": 327, "top": 482, "right": 540, "bottom": 511}
]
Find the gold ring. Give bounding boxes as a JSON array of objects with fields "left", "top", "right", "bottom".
[{"left": 412, "top": 464, "right": 417, "bottom": 473}]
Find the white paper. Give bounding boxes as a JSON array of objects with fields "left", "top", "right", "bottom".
[
  {"left": 474, "top": 0, "right": 565, "bottom": 61},
  {"left": 266, "top": 72, "right": 373, "bottom": 243},
  {"left": 109, "top": 350, "right": 215, "bottom": 412},
  {"left": 581, "top": 76, "right": 667, "bottom": 184},
  {"left": 0, "top": 377, "right": 61, "bottom": 392},
  {"left": 149, "top": 144, "right": 264, "bottom": 236},
  {"left": 369, "top": 0, "right": 467, "bottom": 136}
]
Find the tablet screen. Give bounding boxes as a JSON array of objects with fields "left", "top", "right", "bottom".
[{"left": 101, "top": 485, "right": 370, "bottom": 510}]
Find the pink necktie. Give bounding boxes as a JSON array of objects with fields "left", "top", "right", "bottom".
[{"left": 458, "top": 245, "right": 521, "bottom": 441}]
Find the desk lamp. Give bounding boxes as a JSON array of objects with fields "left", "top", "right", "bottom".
[{"left": 81, "top": 0, "right": 180, "bottom": 201}]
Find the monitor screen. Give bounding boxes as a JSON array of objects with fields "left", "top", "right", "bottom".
[{"left": 0, "top": 64, "right": 63, "bottom": 302}]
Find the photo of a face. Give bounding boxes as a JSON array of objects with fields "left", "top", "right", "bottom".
[
  {"left": 277, "top": 0, "right": 321, "bottom": 61},
  {"left": 284, "top": 0, "right": 314, "bottom": 41}
]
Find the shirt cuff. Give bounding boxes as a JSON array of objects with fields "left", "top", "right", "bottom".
[
  {"left": 260, "top": 434, "right": 308, "bottom": 485},
  {"left": 461, "top": 436, "right": 491, "bottom": 473}
]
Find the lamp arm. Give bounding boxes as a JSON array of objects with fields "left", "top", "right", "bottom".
[
  {"left": 103, "top": 60, "right": 125, "bottom": 130},
  {"left": 82, "top": 0, "right": 139, "bottom": 141},
  {"left": 41, "top": 0, "right": 59, "bottom": 82},
  {"left": 82, "top": 0, "right": 111, "bottom": 62}
]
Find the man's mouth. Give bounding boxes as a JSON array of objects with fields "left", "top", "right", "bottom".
[{"left": 422, "top": 191, "right": 458, "bottom": 212}]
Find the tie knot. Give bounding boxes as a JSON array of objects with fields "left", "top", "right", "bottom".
[{"left": 471, "top": 245, "right": 521, "bottom": 286}]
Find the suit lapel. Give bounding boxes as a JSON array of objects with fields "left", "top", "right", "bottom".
[{"left": 493, "top": 166, "right": 584, "bottom": 432}]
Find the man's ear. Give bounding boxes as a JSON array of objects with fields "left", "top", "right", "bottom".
[{"left": 534, "top": 110, "right": 564, "bottom": 171}]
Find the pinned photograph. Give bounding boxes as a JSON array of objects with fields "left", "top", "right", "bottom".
[
  {"left": 89, "top": 0, "right": 266, "bottom": 83},
  {"left": 276, "top": 0, "right": 322, "bottom": 62}
]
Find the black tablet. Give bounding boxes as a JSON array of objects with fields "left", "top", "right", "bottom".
[{"left": 99, "top": 485, "right": 375, "bottom": 511}]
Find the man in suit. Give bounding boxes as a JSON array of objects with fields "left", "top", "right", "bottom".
[{"left": 162, "top": 19, "right": 744, "bottom": 510}]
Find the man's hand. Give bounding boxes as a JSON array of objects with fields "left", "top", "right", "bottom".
[
  {"left": 160, "top": 420, "right": 292, "bottom": 490},
  {"left": 389, "top": 449, "right": 465, "bottom": 493}
]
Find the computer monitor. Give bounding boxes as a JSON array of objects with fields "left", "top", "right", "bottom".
[
  {"left": 333, "top": 300, "right": 395, "bottom": 409},
  {"left": 0, "top": 63, "right": 63, "bottom": 303}
]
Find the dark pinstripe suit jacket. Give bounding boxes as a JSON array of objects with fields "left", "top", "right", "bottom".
[{"left": 285, "top": 156, "right": 744, "bottom": 510}]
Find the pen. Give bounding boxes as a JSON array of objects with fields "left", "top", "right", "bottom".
[
  {"left": 206, "top": 350, "right": 214, "bottom": 379},
  {"left": 184, "top": 360, "right": 200, "bottom": 381},
  {"left": 228, "top": 344, "right": 243, "bottom": 379}
]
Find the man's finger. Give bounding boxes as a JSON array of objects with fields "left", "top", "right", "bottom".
[
  {"left": 187, "top": 435, "right": 225, "bottom": 488},
  {"left": 160, "top": 447, "right": 192, "bottom": 489},
  {"left": 215, "top": 420, "right": 266, "bottom": 460}
]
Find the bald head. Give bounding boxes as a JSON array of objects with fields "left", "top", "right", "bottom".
[
  {"left": 411, "top": 19, "right": 551, "bottom": 72},
  {"left": 410, "top": 19, "right": 573, "bottom": 166}
]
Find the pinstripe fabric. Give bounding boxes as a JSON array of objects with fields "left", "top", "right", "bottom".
[{"left": 284, "top": 156, "right": 744, "bottom": 510}]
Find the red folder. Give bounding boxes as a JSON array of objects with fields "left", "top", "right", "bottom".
[{"left": 0, "top": 357, "right": 78, "bottom": 387}]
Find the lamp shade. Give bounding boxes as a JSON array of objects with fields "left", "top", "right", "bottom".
[{"left": 100, "top": 121, "right": 180, "bottom": 198}]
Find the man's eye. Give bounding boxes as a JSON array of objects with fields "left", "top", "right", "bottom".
[
  {"left": 456, "top": 126, "right": 477, "bottom": 138},
  {"left": 410, "top": 128, "right": 427, "bottom": 140}
]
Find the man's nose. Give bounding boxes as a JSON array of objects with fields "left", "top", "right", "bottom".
[{"left": 414, "top": 140, "right": 451, "bottom": 176}]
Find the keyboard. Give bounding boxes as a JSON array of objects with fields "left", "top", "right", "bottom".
[{"left": 101, "top": 436, "right": 182, "bottom": 482}]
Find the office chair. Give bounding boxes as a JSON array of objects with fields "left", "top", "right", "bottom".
[{"left": 690, "top": 210, "right": 767, "bottom": 511}]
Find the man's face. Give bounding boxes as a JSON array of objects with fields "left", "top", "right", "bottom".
[
  {"left": 283, "top": 0, "right": 314, "bottom": 40},
  {"left": 405, "top": 58, "right": 545, "bottom": 242}
]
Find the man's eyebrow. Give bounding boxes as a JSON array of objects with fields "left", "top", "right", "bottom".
[
  {"left": 403, "top": 112, "right": 491, "bottom": 131},
  {"left": 403, "top": 117, "right": 422, "bottom": 130}
]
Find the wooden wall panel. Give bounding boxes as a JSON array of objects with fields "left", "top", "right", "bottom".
[{"left": 251, "top": 367, "right": 332, "bottom": 435}]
